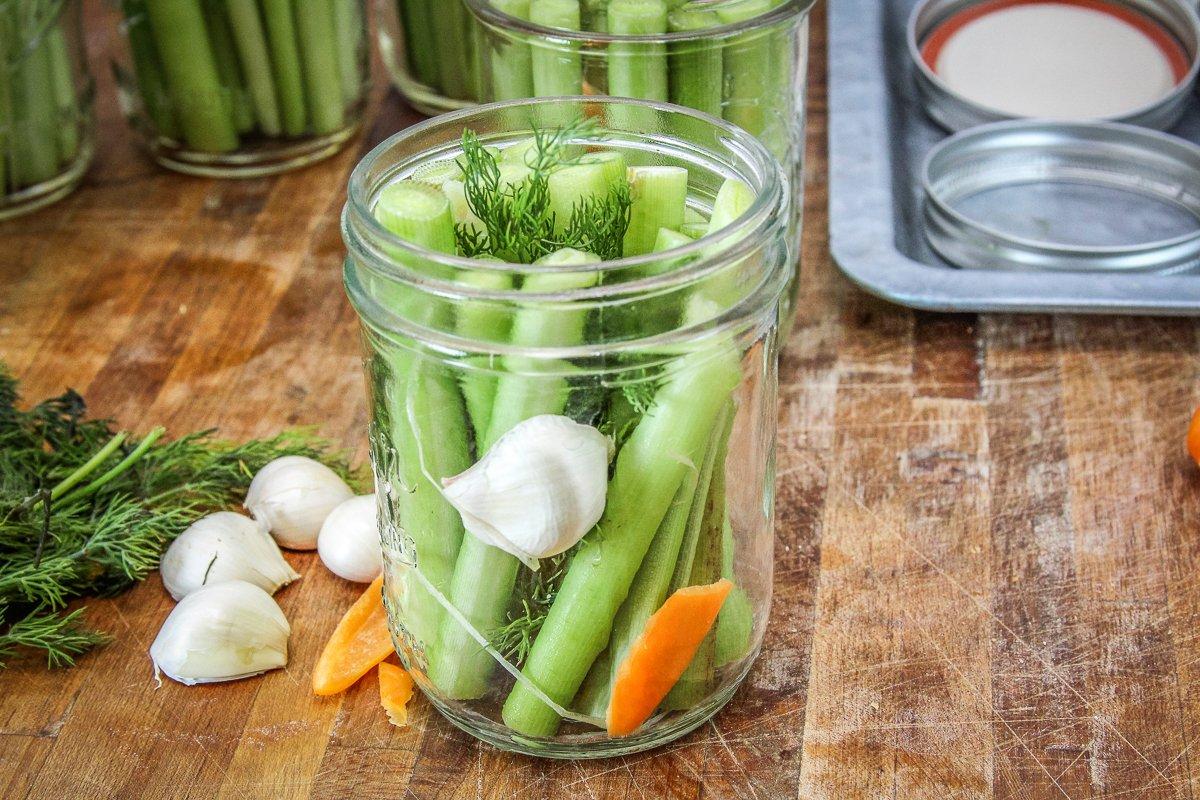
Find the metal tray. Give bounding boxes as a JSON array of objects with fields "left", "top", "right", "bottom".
[{"left": 827, "top": 0, "right": 1200, "bottom": 314}]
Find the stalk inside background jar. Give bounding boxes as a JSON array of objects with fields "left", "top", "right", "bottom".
[
  {"left": 119, "top": 0, "right": 364, "bottom": 152},
  {"left": 358, "top": 118, "right": 772, "bottom": 739},
  {"left": 0, "top": 1, "right": 85, "bottom": 195}
]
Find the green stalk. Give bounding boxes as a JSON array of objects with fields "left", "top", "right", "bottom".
[
  {"left": 607, "top": 0, "right": 667, "bottom": 104},
  {"left": 454, "top": 266, "right": 515, "bottom": 445},
  {"left": 371, "top": 179, "right": 473, "bottom": 654},
  {"left": 0, "top": 14, "right": 10, "bottom": 194},
  {"left": 441, "top": 179, "right": 486, "bottom": 235},
  {"left": 667, "top": 7, "right": 722, "bottom": 118},
  {"left": 548, "top": 161, "right": 610, "bottom": 233},
  {"left": 224, "top": 0, "right": 282, "bottom": 136},
  {"left": 715, "top": 516, "right": 753, "bottom": 666},
  {"left": 400, "top": 0, "right": 442, "bottom": 90},
  {"left": 529, "top": 0, "right": 582, "bottom": 98},
  {"left": 579, "top": 150, "right": 628, "bottom": 189},
  {"left": 202, "top": 0, "right": 255, "bottom": 134},
  {"left": 331, "top": 0, "right": 363, "bottom": 105},
  {"left": 46, "top": 25, "right": 80, "bottom": 162},
  {"left": 501, "top": 340, "right": 741, "bottom": 736},
  {"left": 57, "top": 429, "right": 167, "bottom": 507},
  {"left": 488, "top": 0, "right": 533, "bottom": 100},
  {"left": 664, "top": 432, "right": 727, "bottom": 709},
  {"left": 601, "top": 403, "right": 727, "bottom": 709},
  {"left": 715, "top": 0, "right": 772, "bottom": 139},
  {"left": 430, "top": 0, "right": 473, "bottom": 101},
  {"left": 10, "top": 28, "right": 60, "bottom": 185},
  {"left": 143, "top": 0, "right": 240, "bottom": 152},
  {"left": 48, "top": 433, "right": 129, "bottom": 502},
  {"left": 120, "top": 0, "right": 181, "bottom": 141},
  {"left": 573, "top": 647, "right": 612, "bottom": 718},
  {"left": 430, "top": 249, "right": 600, "bottom": 700},
  {"left": 260, "top": 0, "right": 308, "bottom": 135},
  {"left": 293, "top": 0, "right": 344, "bottom": 135},
  {"left": 623, "top": 166, "right": 687, "bottom": 257}
]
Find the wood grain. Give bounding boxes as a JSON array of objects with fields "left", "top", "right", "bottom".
[{"left": 4, "top": 4, "right": 1200, "bottom": 798}]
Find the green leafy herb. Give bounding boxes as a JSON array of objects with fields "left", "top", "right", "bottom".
[
  {"left": 490, "top": 551, "right": 571, "bottom": 667},
  {"left": 456, "top": 118, "right": 632, "bottom": 263},
  {"left": 0, "top": 364, "right": 357, "bottom": 668}
]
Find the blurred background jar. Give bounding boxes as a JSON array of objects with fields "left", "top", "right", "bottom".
[
  {"left": 110, "top": 0, "right": 369, "bottom": 178},
  {"left": 467, "top": 0, "right": 813, "bottom": 327},
  {"left": 376, "top": 0, "right": 482, "bottom": 115},
  {"left": 0, "top": 0, "right": 94, "bottom": 219}
]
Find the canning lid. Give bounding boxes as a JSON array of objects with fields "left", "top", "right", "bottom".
[
  {"left": 909, "top": 0, "right": 1200, "bottom": 131},
  {"left": 922, "top": 120, "right": 1200, "bottom": 272}
]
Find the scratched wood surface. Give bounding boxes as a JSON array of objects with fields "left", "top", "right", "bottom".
[{"left": 3, "top": 4, "right": 1200, "bottom": 798}]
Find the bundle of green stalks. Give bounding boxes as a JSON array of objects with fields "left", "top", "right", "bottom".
[
  {"left": 397, "top": 0, "right": 481, "bottom": 103},
  {"left": 482, "top": 0, "right": 797, "bottom": 157},
  {"left": 367, "top": 120, "right": 757, "bottom": 738},
  {"left": 0, "top": 0, "right": 85, "bottom": 198},
  {"left": 120, "top": 0, "right": 364, "bottom": 153}
]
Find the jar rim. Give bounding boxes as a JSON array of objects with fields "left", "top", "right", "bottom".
[
  {"left": 344, "top": 96, "right": 788, "bottom": 303},
  {"left": 466, "top": 0, "right": 816, "bottom": 45}
]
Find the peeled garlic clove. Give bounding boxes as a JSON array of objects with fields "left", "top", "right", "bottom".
[
  {"left": 317, "top": 494, "right": 382, "bottom": 583},
  {"left": 149, "top": 581, "right": 290, "bottom": 686},
  {"left": 442, "top": 415, "right": 609, "bottom": 563},
  {"left": 160, "top": 512, "right": 300, "bottom": 600},
  {"left": 245, "top": 456, "right": 355, "bottom": 550}
]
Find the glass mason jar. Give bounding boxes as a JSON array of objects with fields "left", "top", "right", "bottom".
[
  {"left": 0, "top": 0, "right": 95, "bottom": 219},
  {"left": 343, "top": 97, "right": 788, "bottom": 758},
  {"left": 467, "top": 0, "right": 813, "bottom": 326},
  {"left": 110, "top": 0, "right": 369, "bottom": 178},
  {"left": 376, "top": 0, "right": 481, "bottom": 115}
]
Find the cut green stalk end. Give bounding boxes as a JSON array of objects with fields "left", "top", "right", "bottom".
[
  {"left": 623, "top": 166, "right": 688, "bottom": 257},
  {"left": 374, "top": 180, "right": 458, "bottom": 254}
]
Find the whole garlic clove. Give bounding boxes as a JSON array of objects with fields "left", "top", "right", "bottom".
[
  {"left": 149, "top": 581, "right": 290, "bottom": 686},
  {"left": 442, "top": 415, "right": 610, "bottom": 564},
  {"left": 160, "top": 512, "right": 300, "bottom": 600},
  {"left": 245, "top": 456, "right": 355, "bottom": 550},
  {"left": 317, "top": 494, "right": 382, "bottom": 583}
]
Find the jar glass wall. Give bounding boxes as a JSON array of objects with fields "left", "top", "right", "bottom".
[
  {"left": 376, "top": 0, "right": 481, "bottom": 115},
  {"left": 467, "top": 0, "right": 814, "bottom": 325},
  {"left": 110, "top": 0, "right": 369, "bottom": 178},
  {"left": 343, "top": 98, "right": 788, "bottom": 758},
  {"left": 1, "top": 0, "right": 95, "bottom": 220}
]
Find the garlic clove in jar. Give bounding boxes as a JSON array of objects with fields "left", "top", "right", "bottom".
[
  {"left": 317, "top": 494, "right": 382, "bottom": 583},
  {"left": 160, "top": 512, "right": 300, "bottom": 600},
  {"left": 441, "top": 415, "right": 610, "bottom": 564},
  {"left": 245, "top": 456, "right": 355, "bottom": 550},
  {"left": 149, "top": 581, "right": 290, "bottom": 686}
]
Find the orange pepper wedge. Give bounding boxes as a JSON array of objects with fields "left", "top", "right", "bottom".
[
  {"left": 1188, "top": 407, "right": 1200, "bottom": 466},
  {"left": 312, "top": 576, "right": 396, "bottom": 696},
  {"left": 378, "top": 662, "right": 415, "bottom": 727},
  {"left": 606, "top": 578, "right": 732, "bottom": 737}
]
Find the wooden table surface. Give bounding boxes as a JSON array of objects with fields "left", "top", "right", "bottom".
[{"left": 5, "top": 5, "right": 1200, "bottom": 799}]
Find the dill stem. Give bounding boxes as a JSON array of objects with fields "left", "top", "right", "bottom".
[
  {"left": 48, "top": 432, "right": 128, "bottom": 502},
  {"left": 57, "top": 427, "right": 167, "bottom": 507}
]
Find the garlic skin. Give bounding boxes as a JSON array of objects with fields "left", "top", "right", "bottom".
[
  {"left": 160, "top": 512, "right": 300, "bottom": 600},
  {"left": 149, "top": 581, "right": 290, "bottom": 686},
  {"left": 317, "top": 494, "right": 382, "bottom": 583},
  {"left": 245, "top": 456, "right": 354, "bottom": 550},
  {"left": 441, "top": 415, "right": 610, "bottom": 564}
]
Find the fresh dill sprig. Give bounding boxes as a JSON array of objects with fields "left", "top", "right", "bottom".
[
  {"left": 458, "top": 118, "right": 633, "bottom": 263},
  {"left": 490, "top": 551, "right": 572, "bottom": 666},
  {"left": 0, "top": 364, "right": 359, "bottom": 668}
]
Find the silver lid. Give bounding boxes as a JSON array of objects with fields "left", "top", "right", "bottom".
[
  {"left": 922, "top": 120, "right": 1200, "bottom": 272},
  {"left": 908, "top": 0, "right": 1200, "bottom": 132}
]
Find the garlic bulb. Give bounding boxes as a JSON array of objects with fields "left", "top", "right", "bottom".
[
  {"left": 442, "top": 415, "right": 610, "bottom": 564},
  {"left": 160, "top": 512, "right": 300, "bottom": 600},
  {"left": 149, "top": 581, "right": 290, "bottom": 686},
  {"left": 245, "top": 456, "right": 354, "bottom": 550},
  {"left": 317, "top": 494, "right": 382, "bottom": 583}
]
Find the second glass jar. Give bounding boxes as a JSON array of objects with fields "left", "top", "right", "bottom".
[
  {"left": 110, "top": 0, "right": 369, "bottom": 177},
  {"left": 344, "top": 98, "right": 789, "bottom": 758}
]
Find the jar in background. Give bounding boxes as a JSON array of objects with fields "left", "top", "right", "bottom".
[
  {"left": 1, "top": 0, "right": 95, "bottom": 220},
  {"left": 343, "top": 97, "right": 788, "bottom": 758},
  {"left": 467, "top": 0, "right": 814, "bottom": 326},
  {"left": 110, "top": 0, "right": 369, "bottom": 178},
  {"left": 375, "top": 0, "right": 481, "bottom": 115}
]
